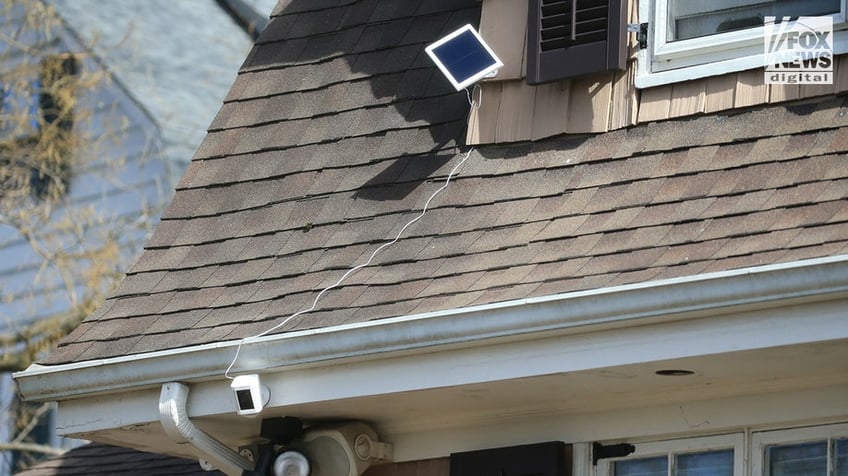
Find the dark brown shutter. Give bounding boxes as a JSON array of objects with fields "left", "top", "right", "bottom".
[
  {"left": 39, "top": 55, "right": 78, "bottom": 133},
  {"left": 526, "top": 0, "right": 626, "bottom": 84},
  {"left": 450, "top": 441, "right": 572, "bottom": 476}
]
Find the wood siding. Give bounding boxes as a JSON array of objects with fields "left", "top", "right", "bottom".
[
  {"left": 469, "top": 0, "right": 848, "bottom": 145},
  {"left": 0, "top": 22, "right": 170, "bottom": 332}
]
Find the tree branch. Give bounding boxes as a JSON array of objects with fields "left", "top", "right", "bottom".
[
  {"left": 0, "top": 441, "right": 66, "bottom": 456},
  {"left": 13, "top": 402, "right": 52, "bottom": 445}
]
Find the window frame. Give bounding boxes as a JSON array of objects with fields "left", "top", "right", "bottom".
[
  {"left": 751, "top": 422, "right": 848, "bottom": 475},
  {"left": 596, "top": 433, "right": 745, "bottom": 476},
  {"left": 635, "top": 0, "right": 848, "bottom": 88}
]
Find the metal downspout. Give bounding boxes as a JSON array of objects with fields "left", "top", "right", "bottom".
[{"left": 159, "top": 382, "right": 253, "bottom": 476}]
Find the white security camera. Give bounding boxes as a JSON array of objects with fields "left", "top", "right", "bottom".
[{"left": 230, "top": 374, "right": 269, "bottom": 417}]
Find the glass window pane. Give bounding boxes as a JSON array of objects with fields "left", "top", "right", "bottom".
[
  {"left": 667, "top": 0, "right": 840, "bottom": 41},
  {"left": 836, "top": 439, "right": 848, "bottom": 476},
  {"left": 676, "top": 449, "right": 734, "bottom": 476},
  {"left": 614, "top": 456, "right": 667, "bottom": 476},
  {"left": 767, "top": 441, "right": 827, "bottom": 476}
]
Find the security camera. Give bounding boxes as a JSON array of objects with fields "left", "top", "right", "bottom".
[{"left": 231, "top": 374, "right": 269, "bottom": 417}]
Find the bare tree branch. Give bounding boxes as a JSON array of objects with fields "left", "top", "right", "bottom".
[
  {"left": 12, "top": 402, "right": 52, "bottom": 444},
  {"left": 0, "top": 0, "right": 164, "bottom": 470},
  {"left": 0, "top": 441, "right": 67, "bottom": 457}
]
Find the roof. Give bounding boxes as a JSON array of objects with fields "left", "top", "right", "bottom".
[
  {"left": 41, "top": 0, "right": 848, "bottom": 365},
  {"left": 15, "top": 443, "right": 222, "bottom": 476}
]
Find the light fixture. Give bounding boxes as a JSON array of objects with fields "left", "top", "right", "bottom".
[
  {"left": 273, "top": 449, "right": 310, "bottom": 476},
  {"left": 655, "top": 369, "right": 695, "bottom": 376},
  {"left": 425, "top": 24, "right": 503, "bottom": 91}
]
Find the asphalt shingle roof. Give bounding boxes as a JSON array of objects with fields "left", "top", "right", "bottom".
[
  {"left": 15, "top": 443, "right": 223, "bottom": 476},
  {"left": 42, "top": 0, "right": 848, "bottom": 365}
]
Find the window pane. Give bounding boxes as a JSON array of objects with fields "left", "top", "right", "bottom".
[
  {"left": 836, "top": 439, "right": 848, "bottom": 476},
  {"left": 667, "top": 0, "right": 840, "bottom": 41},
  {"left": 614, "top": 456, "right": 667, "bottom": 476},
  {"left": 767, "top": 441, "right": 827, "bottom": 476},
  {"left": 676, "top": 449, "right": 734, "bottom": 476}
]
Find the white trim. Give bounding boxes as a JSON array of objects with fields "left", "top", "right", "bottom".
[
  {"left": 380, "top": 385, "right": 848, "bottom": 463},
  {"left": 595, "top": 422, "right": 848, "bottom": 476},
  {"left": 13, "top": 255, "right": 848, "bottom": 402},
  {"left": 52, "top": 300, "right": 848, "bottom": 437},
  {"left": 751, "top": 422, "right": 848, "bottom": 475},
  {"left": 596, "top": 433, "right": 745, "bottom": 476},
  {"left": 636, "top": 1, "right": 848, "bottom": 88}
]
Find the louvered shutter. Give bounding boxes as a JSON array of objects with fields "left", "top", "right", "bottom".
[
  {"left": 450, "top": 441, "right": 571, "bottom": 476},
  {"left": 527, "top": 0, "right": 626, "bottom": 84}
]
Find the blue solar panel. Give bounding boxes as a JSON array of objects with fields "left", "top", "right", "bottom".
[{"left": 426, "top": 25, "right": 503, "bottom": 91}]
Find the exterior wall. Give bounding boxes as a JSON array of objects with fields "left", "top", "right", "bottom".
[
  {"left": 468, "top": 0, "right": 848, "bottom": 144},
  {"left": 364, "top": 458, "right": 449, "bottom": 476},
  {"left": 0, "top": 8, "right": 170, "bottom": 474},
  {"left": 363, "top": 384, "right": 847, "bottom": 475},
  {"left": 0, "top": 15, "right": 170, "bottom": 353}
]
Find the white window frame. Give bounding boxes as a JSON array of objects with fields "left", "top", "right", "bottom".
[
  {"left": 596, "top": 433, "right": 745, "bottom": 475},
  {"left": 636, "top": 0, "right": 848, "bottom": 88},
  {"left": 751, "top": 422, "right": 848, "bottom": 475}
]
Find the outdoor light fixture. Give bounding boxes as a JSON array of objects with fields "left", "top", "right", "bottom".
[
  {"left": 273, "top": 449, "right": 310, "bottom": 476},
  {"left": 425, "top": 24, "right": 503, "bottom": 90}
]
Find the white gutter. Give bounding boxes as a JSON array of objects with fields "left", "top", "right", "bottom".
[
  {"left": 14, "top": 255, "right": 848, "bottom": 402},
  {"left": 159, "top": 382, "right": 254, "bottom": 476}
]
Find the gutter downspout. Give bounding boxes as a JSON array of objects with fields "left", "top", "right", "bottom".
[{"left": 159, "top": 382, "right": 253, "bottom": 476}]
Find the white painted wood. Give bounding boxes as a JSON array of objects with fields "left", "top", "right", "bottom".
[
  {"left": 751, "top": 422, "right": 848, "bottom": 475},
  {"left": 572, "top": 443, "right": 593, "bottom": 476},
  {"left": 55, "top": 303, "right": 848, "bottom": 438},
  {"left": 637, "top": 1, "right": 848, "bottom": 88},
  {"left": 18, "top": 256, "right": 848, "bottom": 402},
  {"left": 596, "top": 433, "right": 744, "bottom": 476},
  {"left": 37, "top": 257, "right": 848, "bottom": 466},
  {"left": 386, "top": 385, "right": 848, "bottom": 463},
  {"left": 55, "top": 380, "right": 848, "bottom": 466}
]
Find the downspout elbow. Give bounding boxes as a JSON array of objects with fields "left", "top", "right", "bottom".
[{"left": 159, "top": 382, "right": 253, "bottom": 476}]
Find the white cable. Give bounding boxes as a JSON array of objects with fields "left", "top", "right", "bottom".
[{"left": 225, "top": 88, "right": 480, "bottom": 379}]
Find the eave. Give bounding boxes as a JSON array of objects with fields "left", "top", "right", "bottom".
[{"left": 15, "top": 255, "right": 848, "bottom": 403}]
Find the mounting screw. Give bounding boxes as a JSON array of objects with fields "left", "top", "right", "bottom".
[
  {"left": 355, "top": 434, "right": 372, "bottom": 460},
  {"left": 239, "top": 446, "right": 256, "bottom": 462}
]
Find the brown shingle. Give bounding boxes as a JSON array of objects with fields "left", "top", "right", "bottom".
[
  {"left": 43, "top": 0, "right": 848, "bottom": 366},
  {"left": 16, "top": 442, "right": 222, "bottom": 476}
]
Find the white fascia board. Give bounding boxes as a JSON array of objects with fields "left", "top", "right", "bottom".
[{"left": 14, "top": 255, "right": 848, "bottom": 402}]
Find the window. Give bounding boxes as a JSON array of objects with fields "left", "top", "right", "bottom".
[
  {"left": 667, "top": 0, "right": 840, "bottom": 41},
  {"left": 597, "top": 434, "right": 744, "bottom": 476},
  {"left": 636, "top": 0, "right": 848, "bottom": 88},
  {"left": 597, "top": 424, "right": 848, "bottom": 475},
  {"left": 0, "top": 54, "right": 77, "bottom": 202},
  {"left": 752, "top": 423, "right": 848, "bottom": 475}
]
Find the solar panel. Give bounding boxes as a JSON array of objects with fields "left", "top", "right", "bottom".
[{"left": 425, "top": 24, "right": 503, "bottom": 91}]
